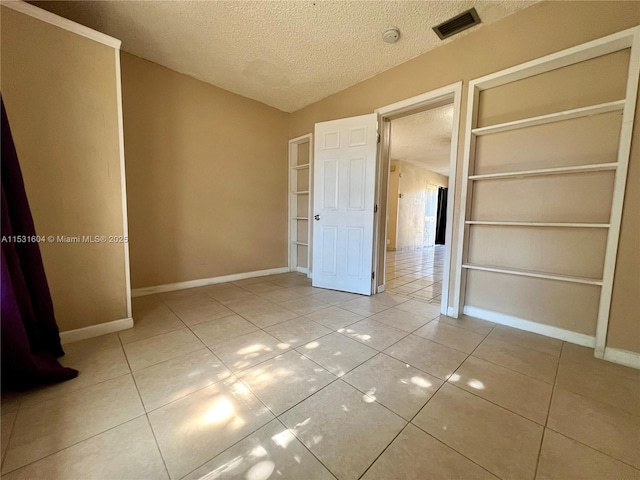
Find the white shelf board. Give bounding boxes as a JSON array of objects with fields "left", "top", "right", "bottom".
[
  {"left": 293, "top": 191, "right": 310, "bottom": 195},
  {"left": 466, "top": 221, "right": 610, "bottom": 228},
  {"left": 290, "top": 217, "right": 309, "bottom": 220},
  {"left": 468, "top": 163, "right": 617, "bottom": 181},
  {"left": 462, "top": 263, "right": 603, "bottom": 286},
  {"left": 292, "top": 163, "right": 310, "bottom": 170},
  {"left": 291, "top": 241, "right": 309, "bottom": 246},
  {"left": 471, "top": 100, "right": 625, "bottom": 136}
]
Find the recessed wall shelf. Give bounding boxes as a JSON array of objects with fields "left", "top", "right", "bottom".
[
  {"left": 465, "top": 221, "right": 610, "bottom": 228},
  {"left": 468, "top": 163, "right": 618, "bottom": 181},
  {"left": 462, "top": 263, "right": 603, "bottom": 286},
  {"left": 471, "top": 100, "right": 625, "bottom": 136},
  {"left": 288, "top": 134, "right": 313, "bottom": 277},
  {"left": 453, "top": 26, "right": 640, "bottom": 366}
]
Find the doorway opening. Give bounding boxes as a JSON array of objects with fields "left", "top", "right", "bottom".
[{"left": 374, "top": 83, "right": 462, "bottom": 316}]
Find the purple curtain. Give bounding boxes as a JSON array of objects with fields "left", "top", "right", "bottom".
[{"left": 1, "top": 96, "right": 78, "bottom": 391}]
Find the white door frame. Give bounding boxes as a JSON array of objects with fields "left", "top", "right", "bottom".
[{"left": 373, "top": 82, "right": 463, "bottom": 317}]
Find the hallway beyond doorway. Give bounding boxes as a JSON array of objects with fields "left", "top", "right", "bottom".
[{"left": 385, "top": 246, "right": 444, "bottom": 305}]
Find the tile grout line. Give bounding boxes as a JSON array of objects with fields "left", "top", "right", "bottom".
[
  {"left": 171, "top": 270, "right": 436, "bottom": 476},
  {"left": 175, "top": 326, "right": 341, "bottom": 480},
  {"left": 542, "top": 425, "right": 640, "bottom": 472},
  {"left": 441, "top": 329, "right": 567, "bottom": 436},
  {"left": 533, "top": 337, "right": 564, "bottom": 480},
  {"left": 358, "top": 323, "right": 499, "bottom": 480},
  {"left": 1, "top": 412, "right": 151, "bottom": 476},
  {"left": 196, "top": 285, "right": 638, "bottom": 479},
  {"left": 21, "top": 258, "right": 621, "bottom": 480},
  {"left": 1, "top": 399, "right": 21, "bottom": 471},
  {"left": 117, "top": 333, "right": 173, "bottom": 480},
  {"left": 2, "top": 336, "right": 146, "bottom": 474},
  {"left": 161, "top": 323, "right": 287, "bottom": 480},
  {"left": 16, "top": 370, "right": 135, "bottom": 410},
  {"left": 467, "top": 334, "right": 561, "bottom": 385},
  {"left": 272, "top": 417, "right": 340, "bottom": 480},
  {"left": 404, "top": 323, "right": 502, "bottom": 477},
  {"left": 174, "top": 373, "right": 279, "bottom": 479},
  {"left": 233, "top": 367, "right": 342, "bottom": 479},
  {"left": 6, "top": 273, "right": 376, "bottom": 477}
]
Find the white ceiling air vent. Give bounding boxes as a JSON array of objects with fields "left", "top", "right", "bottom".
[{"left": 433, "top": 8, "right": 481, "bottom": 40}]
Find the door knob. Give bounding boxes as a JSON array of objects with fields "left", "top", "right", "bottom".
[{"left": 314, "top": 214, "right": 320, "bottom": 221}]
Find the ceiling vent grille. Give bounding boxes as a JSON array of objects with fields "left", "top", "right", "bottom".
[{"left": 433, "top": 8, "right": 481, "bottom": 40}]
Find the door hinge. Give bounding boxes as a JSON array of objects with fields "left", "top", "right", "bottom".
[
  {"left": 374, "top": 204, "right": 378, "bottom": 213},
  {"left": 377, "top": 132, "right": 381, "bottom": 143},
  {"left": 371, "top": 271, "right": 375, "bottom": 280}
]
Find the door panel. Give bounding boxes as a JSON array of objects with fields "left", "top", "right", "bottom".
[{"left": 312, "top": 113, "right": 378, "bottom": 295}]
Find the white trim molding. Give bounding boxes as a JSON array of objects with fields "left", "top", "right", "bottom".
[
  {"left": 595, "top": 27, "right": 640, "bottom": 357},
  {"left": 114, "top": 49, "right": 132, "bottom": 320},
  {"left": 60, "top": 317, "right": 133, "bottom": 344},
  {"left": 1, "top": 0, "right": 122, "bottom": 49},
  {"left": 603, "top": 347, "right": 640, "bottom": 370},
  {"left": 463, "top": 306, "right": 595, "bottom": 347},
  {"left": 131, "top": 267, "right": 290, "bottom": 297}
]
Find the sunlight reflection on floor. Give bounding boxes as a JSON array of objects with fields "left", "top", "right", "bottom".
[
  {"left": 201, "top": 397, "right": 234, "bottom": 425},
  {"left": 410, "top": 376, "right": 432, "bottom": 388},
  {"left": 467, "top": 379, "right": 485, "bottom": 390}
]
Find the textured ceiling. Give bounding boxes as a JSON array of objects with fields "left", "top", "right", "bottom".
[
  {"left": 390, "top": 105, "right": 454, "bottom": 176},
  {"left": 31, "top": 1, "right": 537, "bottom": 112}
]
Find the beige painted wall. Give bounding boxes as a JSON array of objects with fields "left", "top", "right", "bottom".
[
  {"left": 391, "top": 161, "right": 448, "bottom": 250},
  {"left": 1, "top": 6, "right": 128, "bottom": 331},
  {"left": 121, "top": 53, "right": 289, "bottom": 288},
  {"left": 387, "top": 161, "right": 400, "bottom": 250},
  {"left": 288, "top": 1, "right": 640, "bottom": 352}
]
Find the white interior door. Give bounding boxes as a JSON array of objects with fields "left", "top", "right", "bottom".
[{"left": 312, "top": 113, "right": 378, "bottom": 295}]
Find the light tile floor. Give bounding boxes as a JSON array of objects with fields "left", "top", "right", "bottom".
[{"left": 1, "top": 247, "right": 639, "bottom": 479}]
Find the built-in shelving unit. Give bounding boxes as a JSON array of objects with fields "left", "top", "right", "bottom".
[
  {"left": 453, "top": 26, "right": 640, "bottom": 364},
  {"left": 288, "top": 134, "right": 313, "bottom": 277}
]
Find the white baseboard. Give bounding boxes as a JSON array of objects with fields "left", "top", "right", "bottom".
[
  {"left": 447, "top": 306, "right": 459, "bottom": 318},
  {"left": 131, "top": 267, "right": 290, "bottom": 297},
  {"left": 463, "top": 306, "right": 595, "bottom": 347},
  {"left": 294, "top": 266, "right": 309, "bottom": 275},
  {"left": 60, "top": 317, "right": 133, "bottom": 344},
  {"left": 602, "top": 347, "right": 640, "bottom": 370},
  {"left": 377, "top": 285, "right": 386, "bottom": 293}
]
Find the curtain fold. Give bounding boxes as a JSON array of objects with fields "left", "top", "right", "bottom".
[
  {"left": 1, "top": 96, "right": 78, "bottom": 391},
  {"left": 435, "top": 187, "right": 448, "bottom": 245}
]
